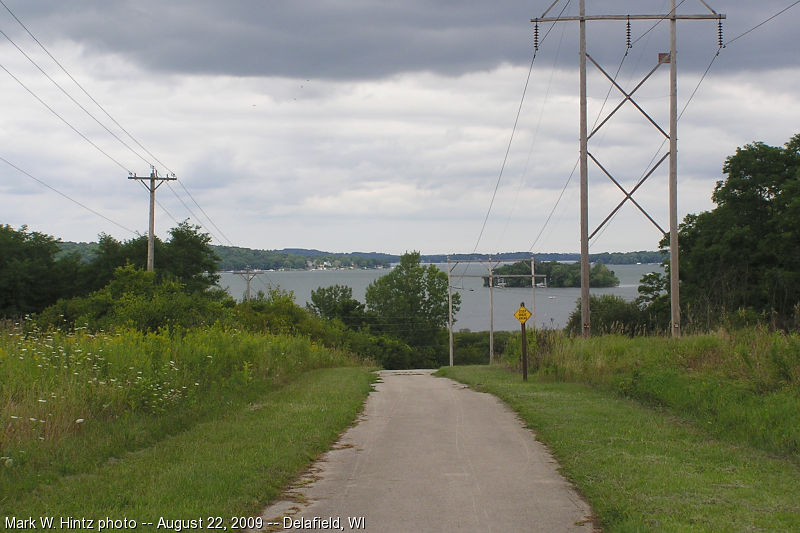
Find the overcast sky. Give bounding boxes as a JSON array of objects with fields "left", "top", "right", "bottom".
[{"left": 1, "top": 0, "right": 797, "bottom": 255}]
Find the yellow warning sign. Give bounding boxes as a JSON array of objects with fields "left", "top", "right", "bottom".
[{"left": 514, "top": 306, "right": 531, "bottom": 324}]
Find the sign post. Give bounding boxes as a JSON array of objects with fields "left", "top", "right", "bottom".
[{"left": 514, "top": 303, "right": 532, "bottom": 381}]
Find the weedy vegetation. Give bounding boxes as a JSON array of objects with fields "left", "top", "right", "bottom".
[{"left": 1, "top": 319, "right": 375, "bottom": 517}]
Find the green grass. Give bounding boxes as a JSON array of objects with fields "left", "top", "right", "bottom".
[
  {"left": 500, "top": 328, "right": 800, "bottom": 458},
  {"left": 438, "top": 365, "right": 800, "bottom": 532},
  {"left": 3, "top": 367, "right": 376, "bottom": 524},
  {"left": 1, "top": 323, "right": 371, "bottom": 511}
]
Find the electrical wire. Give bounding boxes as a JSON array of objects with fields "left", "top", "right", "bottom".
[
  {"left": 724, "top": 1, "right": 800, "bottom": 46},
  {"left": 630, "top": 0, "right": 689, "bottom": 47},
  {"left": 0, "top": 27, "right": 152, "bottom": 169},
  {"left": 0, "top": 62, "right": 132, "bottom": 173},
  {"left": 589, "top": 42, "right": 724, "bottom": 247},
  {"left": 0, "top": 0, "right": 236, "bottom": 250},
  {"left": 528, "top": 43, "right": 631, "bottom": 253},
  {"left": 471, "top": 0, "right": 572, "bottom": 254},
  {"left": 0, "top": 155, "right": 137, "bottom": 234},
  {"left": 495, "top": 15, "right": 568, "bottom": 253}
]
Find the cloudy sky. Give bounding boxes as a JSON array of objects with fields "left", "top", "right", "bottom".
[{"left": 0, "top": 0, "right": 797, "bottom": 255}]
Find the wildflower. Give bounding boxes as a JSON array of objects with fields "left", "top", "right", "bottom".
[
  {"left": 9, "top": 415, "right": 19, "bottom": 419},
  {"left": 38, "top": 398, "right": 47, "bottom": 403},
  {"left": 75, "top": 418, "right": 85, "bottom": 424}
]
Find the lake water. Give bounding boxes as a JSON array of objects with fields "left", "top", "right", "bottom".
[{"left": 218, "top": 263, "right": 662, "bottom": 332}]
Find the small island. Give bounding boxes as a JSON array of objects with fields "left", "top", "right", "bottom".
[{"left": 484, "top": 260, "right": 619, "bottom": 288}]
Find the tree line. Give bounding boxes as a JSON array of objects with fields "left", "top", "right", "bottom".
[
  {"left": 1, "top": 221, "right": 218, "bottom": 317},
  {"left": 1, "top": 221, "right": 456, "bottom": 369}
]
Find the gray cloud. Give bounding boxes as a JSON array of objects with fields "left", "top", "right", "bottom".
[{"left": 6, "top": 0, "right": 796, "bottom": 80}]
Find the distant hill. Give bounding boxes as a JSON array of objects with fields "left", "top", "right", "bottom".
[
  {"left": 421, "top": 250, "right": 664, "bottom": 265},
  {"left": 57, "top": 241, "right": 663, "bottom": 270}
]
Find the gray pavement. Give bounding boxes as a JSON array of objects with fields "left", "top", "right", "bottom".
[{"left": 258, "top": 369, "right": 595, "bottom": 532}]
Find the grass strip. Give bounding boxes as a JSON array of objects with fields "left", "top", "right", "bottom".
[
  {"left": 438, "top": 365, "right": 800, "bottom": 532},
  {"left": 3, "top": 367, "right": 376, "bottom": 526}
]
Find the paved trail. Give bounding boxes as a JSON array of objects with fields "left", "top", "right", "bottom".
[{"left": 259, "top": 370, "right": 594, "bottom": 532}]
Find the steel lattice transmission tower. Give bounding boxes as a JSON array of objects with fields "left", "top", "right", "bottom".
[{"left": 533, "top": 0, "right": 724, "bottom": 337}]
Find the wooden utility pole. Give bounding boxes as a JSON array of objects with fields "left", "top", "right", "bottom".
[
  {"left": 233, "top": 266, "right": 260, "bottom": 301},
  {"left": 533, "top": 0, "right": 724, "bottom": 338},
  {"left": 447, "top": 257, "right": 454, "bottom": 367},
  {"left": 128, "top": 168, "right": 176, "bottom": 271},
  {"left": 446, "top": 258, "right": 546, "bottom": 366}
]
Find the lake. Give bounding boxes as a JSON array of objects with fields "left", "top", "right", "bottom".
[{"left": 218, "top": 263, "right": 662, "bottom": 332}]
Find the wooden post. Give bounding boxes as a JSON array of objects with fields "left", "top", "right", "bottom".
[{"left": 521, "top": 312, "right": 528, "bottom": 382}]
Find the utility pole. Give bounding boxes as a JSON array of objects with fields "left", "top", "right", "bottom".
[
  {"left": 128, "top": 168, "right": 176, "bottom": 271},
  {"left": 446, "top": 258, "right": 546, "bottom": 366},
  {"left": 447, "top": 257, "right": 454, "bottom": 367},
  {"left": 488, "top": 257, "right": 494, "bottom": 363},
  {"left": 533, "top": 0, "right": 724, "bottom": 338},
  {"left": 234, "top": 266, "right": 260, "bottom": 301}
]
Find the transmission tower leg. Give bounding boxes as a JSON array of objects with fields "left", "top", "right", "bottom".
[
  {"left": 579, "top": 0, "right": 590, "bottom": 338},
  {"left": 669, "top": 0, "right": 681, "bottom": 338}
]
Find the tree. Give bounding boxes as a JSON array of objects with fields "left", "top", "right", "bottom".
[
  {"left": 308, "top": 284, "right": 366, "bottom": 329},
  {"left": 0, "top": 224, "right": 85, "bottom": 316},
  {"left": 79, "top": 222, "right": 218, "bottom": 294},
  {"left": 161, "top": 220, "right": 220, "bottom": 292},
  {"left": 677, "top": 134, "right": 800, "bottom": 328},
  {"left": 365, "top": 251, "right": 460, "bottom": 367},
  {"left": 566, "top": 294, "right": 645, "bottom": 336},
  {"left": 485, "top": 260, "right": 619, "bottom": 288}
]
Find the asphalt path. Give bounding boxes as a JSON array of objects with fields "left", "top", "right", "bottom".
[{"left": 258, "top": 369, "right": 594, "bottom": 532}]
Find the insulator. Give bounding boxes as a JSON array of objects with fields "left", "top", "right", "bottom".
[
  {"left": 717, "top": 18, "right": 725, "bottom": 48},
  {"left": 626, "top": 15, "right": 632, "bottom": 49},
  {"left": 534, "top": 21, "right": 540, "bottom": 51}
]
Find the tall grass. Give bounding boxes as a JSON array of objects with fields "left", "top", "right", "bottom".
[
  {"left": 0, "top": 320, "right": 364, "bottom": 500},
  {"left": 501, "top": 327, "right": 800, "bottom": 458}
]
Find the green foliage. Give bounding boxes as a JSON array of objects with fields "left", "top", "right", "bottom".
[
  {"left": 307, "top": 284, "right": 366, "bottom": 329},
  {"left": 365, "top": 251, "right": 460, "bottom": 367},
  {"left": 37, "top": 265, "right": 234, "bottom": 332},
  {"left": 234, "top": 288, "right": 312, "bottom": 336},
  {"left": 0, "top": 225, "right": 84, "bottom": 316},
  {"left": 1, "top": 222, "right": 221, "bottom": 318},
  {"left": 161, "top": 221, "right": 220, "bottom": 292},
  {"left": 487, "top": 260, "right": 619, "bottom": 288},
  {"left": 0, "top": 322, "right": 364, "bottom": 503},
  {"left": 452, "top": 330, "right": 513, "bottom": 365},
  {"left": 211, "top": 245, "right": 390, "bottom": 270},
  {"left": 566, "top": 294, "right": 649, "bottom": 336},
  {"left": 498, "top": 328, "right": 800, "bottom": 458},
  {"left": 677, "top": 133, "right": 800, "bottom": 329}
]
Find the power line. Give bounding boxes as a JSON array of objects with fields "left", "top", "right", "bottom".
[
  {"left": 0, "top": 155, "right": 137, "bottom": 234},
  {"left": 529, "top": 49, "right": 631, "bottom": 253},
  {"left": 495, "top": 15, "right": 568, "bottom": 253},
  {"left": 630, "top": 0, "right": 688, "bottom": 46},
  {"left": 175, "top": 179, "right": 235, "bottom": 246},
  {"left": 0, "top": 0, "right": 234, "bottom": 250},
  {"left": 0, "top": 0, "right": 169, "bottom": 173},
  {"left": 471, "top": 0, "right": 572, "bottom": 254},
  {"left": 0, "top": 62, "right": 132, "bottom": 173},
  {"left": 0, "top": 26, "right": 152, "bottom": 169},
  {"left": 725, "top": 1, "right": 800, "bottom": 46}
]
